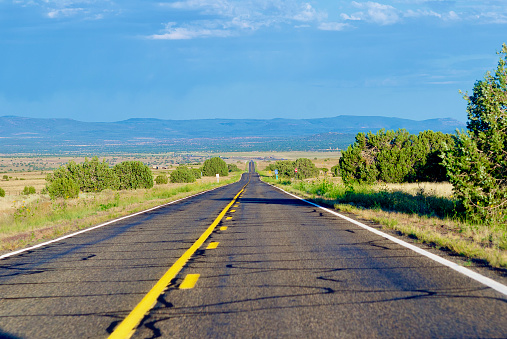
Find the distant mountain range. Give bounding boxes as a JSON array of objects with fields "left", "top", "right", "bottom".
[{"left": 0, "top": 115, "right": 465, "bottom": 154}]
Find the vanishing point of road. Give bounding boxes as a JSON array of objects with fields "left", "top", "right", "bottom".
[{"left": 0, "top": 162, "right": 506, "bottom": 338}]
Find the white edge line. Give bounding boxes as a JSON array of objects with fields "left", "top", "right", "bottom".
[
  {"left": 267, "top": 183, "right": 507, "bottom": 297},
  {"left": 0, "top": 185, "right": 225, "bottom": 261}
]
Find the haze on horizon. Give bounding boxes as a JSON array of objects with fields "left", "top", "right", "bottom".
[{"left": 1, "top": 0, "right": 506, "bottom": 123}]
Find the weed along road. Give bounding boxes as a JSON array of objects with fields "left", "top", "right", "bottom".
[{"left": 0, "top": 162, "right": 507, "bottom": 338}]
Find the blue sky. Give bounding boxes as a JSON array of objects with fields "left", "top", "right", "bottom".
[{"left": 0, "top": 1, "right": 506, "bottom": 122}]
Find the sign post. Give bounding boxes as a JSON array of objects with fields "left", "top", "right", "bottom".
[
  {"left": 275, "top": 169, "right": 278, "bottom": 180},
  {"left": 295, "top": 168, "right": 298, "bottom": 180},
  {"left": 216, "top": 173, "right": 219, "bottom": 183}
]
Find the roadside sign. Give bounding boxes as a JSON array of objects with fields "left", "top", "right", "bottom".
[
  {"left": 295, "top": 168, "right": 298, "bottom": 173},
  {"left": 274, "top": 169, "right": 278, "bottom": 175},
  {"left": 216, "top": 173, "right": 219, "bottom": 183}
]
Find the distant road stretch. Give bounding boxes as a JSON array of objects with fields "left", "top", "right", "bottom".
[{"left": 0, "top": 162, "right": 506, "bottom": 338}]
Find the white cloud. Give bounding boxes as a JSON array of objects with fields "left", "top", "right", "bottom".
[
  {"left": 15, "top": 0, "right": 115, "bottom": 19},
  {"left": 403, "top": 9, "right": 441, "bottom": 18},
  {"left": 318, "top": 22, "right": 350, "bottom": 31},
  {"left": 47, "top": 7, "right": 84, "bottom": 19},
  {"left": 446, "top": 10, "right": 459, "bottom": 20},
  {"left": 151, "top": 0, "right": 339, "bottom": 39},
  {"left": 149, "top": 22, "right": 232, "bottom": 40},
  {"left": 477, "top": 11, "right": 507, "bottom": 24},
  {"left": 340, "top": 1, "right": 507, "bottom": 25},
  {"left": 293, "top": 3, "right": 326, "bottom": 22},
  {"left": 343, "top": 1, "right": 401, "bottom": 25},
  {"left": 340, "top": 13, "right": 362, "bottom": 21}
]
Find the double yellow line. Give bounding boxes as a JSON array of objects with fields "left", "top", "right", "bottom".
[{"left": 108, "top": 182, "right": 247, "bottom": 339}]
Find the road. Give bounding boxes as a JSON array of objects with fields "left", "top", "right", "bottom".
[{"left": 0, "top": 162, "right": 506, "bottom": 338}]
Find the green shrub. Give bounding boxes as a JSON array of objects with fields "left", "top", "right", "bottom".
[
  {"left": 228, "top": 163, "right": 240, "bottom": 172},
  {"left": 170, "top": 166, "right": 196, "bottom": 183},
  {"left": 192, "top": 168, "right": 202, "bottom": 179},
  {"left": 202, "top": 157, "right": 228, "bottom": 177},
  {"left": 47, "top": 177, "right": 79, "bottom": 199},
  {"left": 340, "top": 129, "right": 452, "bottom": 184},
  {"left": 0, "top": 187, "right": 5, "bottom": 197},
  {"left": 265, "top": 158, "right": 319, "bottom": 179},
  {"left": 443, "top": 44, "right": 507, "bottom": 224},
  {"left": 2, "top": 175, "right": 8, "bottom": 181},
  {"left": 294, "top": 158, "right": 319, "bottom": 179},
  {"left": 265, "top": 160, "right": 295, "bottom": 178},
  {"left": 80, "top": 157, "right": 119, "bottom": 191},
  {"left": 331, "top": 164, "right": 340, "bottom": 177},
  {"left": 22, "top": 186, "right": 36, "bottom": 195},
  {"left": 46, "top": 157, "right": 154, "bottom": 193},
  {"left": 155, "top": 174, "right": 168, "bottom": 185},
  {"left": 114, "top": 161, "right": 154, "bottom": 190},
  {"left": 47, "top": 157, "right": 119, "bottom": 193}
]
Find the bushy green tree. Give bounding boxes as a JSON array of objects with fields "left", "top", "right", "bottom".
[
  {"left": 47, "top": 157, "right": 119, "bottom": 192},
  {"left": 227, "top": 163, "right": 240, "bottom": 172},
  {"left": 114, "top": 161, "right": 153, "bottom": 190},
  {"left": 46, "top": 157, "right": 154, "bottom": 194},
  {"left": 294, "top": 158, "right": 319, "bottom": 179},
  {"left": 192, "top": 168, "right": 202, "bottom": 179},
  {"left": 202, "top": 157, "right": 228, "bottom": 176},
  {"left": 155, "top": 174, "right": 168, "bottom": 185},
  {"left": 443, "top": 44, "right": 507, "bottom": 223},
  {"left": 170, "top": 166, "right": 196, "bottom": 183},
  {"left": 0, "top": 187, "right": 5, "bottom": 197},
  {"left": 339, "top": 132, "right": 379, "bottom": 184},
  {"left": 265, "top": 160, "right": 295, "bottom": 178},
  {"left": 414, "top": 130, "right": 453, "bottom": 182},
  {"left": 340, "top": 129, "right": 451, "bottom": 184},
  {"left": 22, "top": 186, "right": 36, "bottom": 195},
  {"left": 80, "top": 157, "right": 120, "bottom": 191},
  {"left": 47, "top": 177, "right": 79, "bottom": 199},
  {"left": 265, "top": 158, "right": 319, "bottom": 179}
]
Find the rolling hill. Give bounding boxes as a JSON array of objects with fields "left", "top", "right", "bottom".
[{"left": 0, "top": 115, "right": 465, "bottom": 154}]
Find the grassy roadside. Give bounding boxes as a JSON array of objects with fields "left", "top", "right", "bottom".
[
  {"left": 0, "top": 172, "right": 243, "bottom": 254},
  {"left": 258, "top": 172, "right": 507, "bottom": 269}
]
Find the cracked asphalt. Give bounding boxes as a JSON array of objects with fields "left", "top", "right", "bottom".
[{"left": 0, "top": 162, "right": 506, "bottom": 338}]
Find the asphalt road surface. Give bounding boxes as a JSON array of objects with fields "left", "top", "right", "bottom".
[{"left": 0, "top": 162, "right": 506, "bottom": 338}]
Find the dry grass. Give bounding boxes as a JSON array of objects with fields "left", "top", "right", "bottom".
[
  {"left": 0, "top": 172, "right": 47, "bottom": 197},
  {"left": 377, "top": 182, "right": 454, "bottom": 198},
  {"left": 333, "top": 204, "right": 507, "bottom": 268},
  {"left": 0, "top": 172, "right": 243, "bottom": 254}
]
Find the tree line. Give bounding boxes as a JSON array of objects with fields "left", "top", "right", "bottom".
[
  {"left": 44, "top": 156, "right": 242, "bottom": 199},
  {"left": 168, "top": 157, "right": 240, "bottom": 183},
  {"left": 338, "top": 44, "right": 507, "bottom": 224},
  {"left": 45, "top": 157, "right": 154, "bottom": 199}
]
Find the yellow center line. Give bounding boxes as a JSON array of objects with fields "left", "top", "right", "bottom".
[
  {"left": 230, "top": 210, "right": 236, "bottom": 212},
  {"left": 206, "top": 242, "right": 219, "bottom": 249},
  {"left": 108, "top": 181, "right": 248, "bottom": 339},
  {"left": 226, "top": 216, "right": 233, "bottom": 220},
  {"left": 179, "top": 274, "right": 200, "bottom": 289},
  {"left": 220, "top": 226, "right": 228, "bottom": 231}
]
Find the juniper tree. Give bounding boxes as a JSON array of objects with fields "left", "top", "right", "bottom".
[
  {"left": 443, "top": 44, "right": 507, "bottom": 223},
  {"left": 202, "top": 157, "right": 228, "bottom": 177},
  {"left": 340, "top": 129, "right": 451, "bottom": 185}
]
